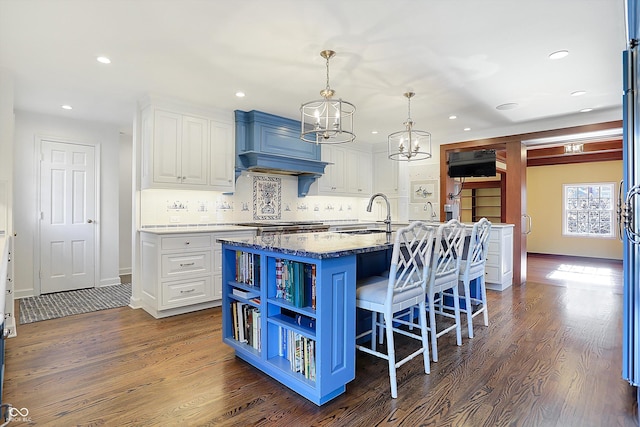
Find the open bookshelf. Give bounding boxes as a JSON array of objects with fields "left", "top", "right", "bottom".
[
  {"left": 460, "top": 180, "right": 505, "bottom": 223},
  {"left": 221, "top": 245, "right": 356, "bottom": 405}
]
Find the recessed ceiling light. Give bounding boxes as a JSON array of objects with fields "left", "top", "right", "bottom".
[
  {"left": 61, "top": 105, "right": 73, "bottom": 110},
  {"left": 235, "top": 91, "right": 245, "bottom": 98},
  {"left": 571, "top": 90, "right": 586, "bottom": 96},
  {"left": 464, "top": 127, "right": 471, "bottom": 131},
  {"left": 371, "top": 130, "right": 378, "bottom": 134},
  {"left": 580, "top": 108, "right": 593, "bottom": 113},
  {"left": 496, "top": 103, "right": 519, "bottom": 110},
  {"left": 96, "top": 56, "right": 111, "bottom": 64},
  {"left": 449, "top": 115, "right": 457, "bottom": 120},
  {"left": 549, "top": 50, "right": 569, "bottom": 60}
]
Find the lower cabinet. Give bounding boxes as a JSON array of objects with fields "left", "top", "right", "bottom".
[
  {"left": 483, "top": 224, "right": 514, "bottom": 291},
  {"left": 140, "top": 230, "right": 254, "bottom": 318},
  {"left": 221, "top": 243, "right": 356, "bottom": 405}
]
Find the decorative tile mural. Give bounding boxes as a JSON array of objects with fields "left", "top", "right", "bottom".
[{"left": 253, "top": 176, "right": 281, "bottom": 220}]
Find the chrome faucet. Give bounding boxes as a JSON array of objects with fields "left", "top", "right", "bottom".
[
  {"left": 424, "top": 201, "right": 436, "bottom": 221},
  {"left": 367, "top": 193, "right": 392, "bottom": 233}
]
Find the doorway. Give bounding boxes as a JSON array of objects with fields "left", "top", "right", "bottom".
[{"left": 38, "top": 139, "right": 98, "bottom": 294}]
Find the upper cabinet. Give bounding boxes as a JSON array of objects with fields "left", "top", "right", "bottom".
[
  {"left": 373, "top": 148, "right": 398, "bottom": 195},
  {"left": 209, "top": 120, "right": 235, "bottom": 190},
  {"left": 317, "top": 145, "right": 346, "bottom": 194},
  {"left": 140, "top": 100, "right": 235, "bottom": 192},
  {"left": 312, "top": 143, "right": 373, "bottom": 197}
]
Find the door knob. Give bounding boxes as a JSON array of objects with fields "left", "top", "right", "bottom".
[{"left": 87, "top": 219, "right": 94, "bottom": 223}]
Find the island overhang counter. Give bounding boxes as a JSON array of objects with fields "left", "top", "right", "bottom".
[{"left": 217, "top": 231, "right": 394, "bottom": 405}]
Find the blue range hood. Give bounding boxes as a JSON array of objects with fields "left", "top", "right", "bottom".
[{"left": 235, "top": 110, "right": 329, "bottom": 197}]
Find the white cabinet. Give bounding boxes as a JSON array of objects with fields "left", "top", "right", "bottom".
[
  {"left": 209, "top": 120, "right": 235, "bottom": 191},
  {"left": 140, "top": 232, "right": 214, "bottom": 318},
  {"left": 373, "top": 149, "right": 398, "bottom": 195},
  {"left": 480, "top": 224, "right": 513, "bottom": 291},
  {"left": 317, "top": 145, "right": 346, "bottom": 193},
  {"left": 314, "top": 144, "right": 372, "bottom": 196},
  {"left": 346, "top": 149, "right": 372, "bottom": 195},
  {"left": 140, "top": 101, "right": 234, "bottom": 191},
  {"left": 140, "top": 229, "right": 255, "bottom": 318},
  {"left": 151, "top": 110, "right": 209, "bottom": 186}
]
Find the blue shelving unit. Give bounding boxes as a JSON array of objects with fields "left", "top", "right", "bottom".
[{"left": 221, "top": 242, "right": 357, "bottom": 405}]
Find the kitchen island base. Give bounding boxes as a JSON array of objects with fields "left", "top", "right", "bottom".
[{"left": 221, "top": 241, "right": 357, "bottom": 405}]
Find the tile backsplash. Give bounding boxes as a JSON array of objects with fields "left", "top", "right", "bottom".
[{"left": 139, "top": 172, "right": 388, "bottom": 226}]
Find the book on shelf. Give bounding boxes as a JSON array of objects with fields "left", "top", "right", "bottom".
[
  {"left": 233, "top": 288, "right": 259, "bottom": 300},
  {"left": 278, "top": 260, "right": 316, "bottom": 309},
  {"left": 235, "top": 251, "right": 260, "bottom": 285},
  {"left": 280, "top": 326, "right": 316, "bottom": 380},
  {"left": 275, "top": 258, "right": 284, "bottom": 299},
  {"left": 229, "top": 301, "right": 261, "bottom": 350}
]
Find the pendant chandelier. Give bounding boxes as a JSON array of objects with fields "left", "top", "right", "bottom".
[
  {"left": 388, "top": 92, "right": 432, "bottom": 161},
  {"left": 300, "top": 50, "right": 356, "bottom": 144}
]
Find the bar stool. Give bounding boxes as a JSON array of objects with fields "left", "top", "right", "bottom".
[
  {"left": 426, "top": 219, "right": 466, "bottom": 362},
  {"left": 458, "top": 218, "right": 492, "bottom": 338},
  {"left": 355, "top": 221, "right": 435, "bottom": 398}
]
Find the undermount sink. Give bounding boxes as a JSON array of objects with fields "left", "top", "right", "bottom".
[{"left": 336, "top": 229, "right": 387, "bottom": 235}]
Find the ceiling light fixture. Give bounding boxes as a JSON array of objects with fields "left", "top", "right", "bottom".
[
  {"left": 564, "top": 143, "right": 583, "bottom": 154},
  {"left": 300, "top": 50, "right": 355, "bottom": 144},
  {"left": 496, "top": 102, "right": 519, "bottom": 110},
  {"left": 549, "top": 50, "right": 569, "bottom": 60},
  {"left": 449, "top": 115, "right": 457, "bottom": 120},
  {"left": 61, "top": 105, "right": 73, "bottom": 110},
  {"left": 235, "top": 91, "right": 245, "bottom": 98},
  {"left": 387, "top": 92, "right": 431, "bottom": 161},
  {"left": 96, "top": 56, "right": 111, "bottom": 64}
]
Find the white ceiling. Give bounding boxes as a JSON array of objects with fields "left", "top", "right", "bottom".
[{"left": 0, "top": 0, "right": 628, "bottom": 145}]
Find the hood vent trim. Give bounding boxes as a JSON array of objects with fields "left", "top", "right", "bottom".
[{"left": 235, "top": 110, "right": 329, "bottom": 196}]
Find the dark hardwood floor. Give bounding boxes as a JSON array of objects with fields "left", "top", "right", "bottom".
[{"left": 4, "top": 254, "right": 635, "bottom": 426}]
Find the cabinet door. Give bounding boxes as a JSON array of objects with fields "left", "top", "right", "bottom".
[
  {"left": 373, "top": 149, "right": 398, "bottom": 195},
  {"left": 318, "top": 145, "right": 346, "bottom": 193},
  {"left": 181, "top": 115, "right": 209, "bottom": 186},
  {"left": 153, "top": 110, "right": 182, "bottom": 184},
  {"left": 209, "top": 120, "right": 235, "bottom": 191},
  {"left": 346, "top": 149, "right": 372, "bottom": 195}
]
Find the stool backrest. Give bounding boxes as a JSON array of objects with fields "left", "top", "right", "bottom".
[
  {"left": 388, "top": 221, "right": 436, "bottom": 299},
  {"left": 466, "top": 218, "right": 492, "bottom": 272},
  {"left": 429, "top": 219, "right": 466, "bottom": 290}
]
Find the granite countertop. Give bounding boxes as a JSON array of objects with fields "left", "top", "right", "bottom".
[
  {"left": 139, "top": 225, "right": 257, "bottom": 234},
  {"left": 217, "top": 231, "right": 395, "bottom": 260}
]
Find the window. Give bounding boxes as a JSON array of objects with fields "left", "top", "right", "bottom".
[{"left": 563, "top": 183, "right": 615, "bottom": 238}]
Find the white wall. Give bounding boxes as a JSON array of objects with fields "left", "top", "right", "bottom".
[
  {"left": 0, "top": 69, "right": 14, "bottom": 236},
  {"left": 119, "top": 132, "right": 132, "bottom": 276},
  {"left": 13, "top": 111, "right": 121, "bottom": 297}
]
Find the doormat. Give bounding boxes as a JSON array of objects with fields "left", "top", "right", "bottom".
[{"left": 19, "top": 283, "right": 132, "bottom": 324}]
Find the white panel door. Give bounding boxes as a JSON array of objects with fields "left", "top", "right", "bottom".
[{"left": 40, "top": 140, "right": 96, "bottom": 293}]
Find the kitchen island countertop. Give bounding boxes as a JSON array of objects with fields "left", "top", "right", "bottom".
[{"left": 217, "top": 231, "right": 394, "bottom": 260}]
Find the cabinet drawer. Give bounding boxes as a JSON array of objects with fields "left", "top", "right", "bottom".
[
  {"left": 161, "top": 252, "right": 211, "bottom": 278},
  {"left": 161, "top": 276, "right": 213, "bottom": 308},
  {"left": 161, "top": 235, "right": 211, "bottom": 250},
  {"left": 485, "top": 265, "right": 499, "bottom": 283}
]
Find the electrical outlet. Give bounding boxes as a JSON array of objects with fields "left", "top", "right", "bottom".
[{"left": 170, "top": 216, "right": 180, "bottom": 223}]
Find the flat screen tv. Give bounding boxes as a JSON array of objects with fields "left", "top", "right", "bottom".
[{"left": 448, "top": 149, "right": 497, "bottom": 178}]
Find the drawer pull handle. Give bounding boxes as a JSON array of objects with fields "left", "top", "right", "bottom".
[
  {"left": 185, "top": 241, "right": 190, "bottom": 245},
  {"left": 180, "top": 262, "right": 195, "bottom": 267},
  {"left": 180, "top": 288, "right": 196, "bottom": 294}
]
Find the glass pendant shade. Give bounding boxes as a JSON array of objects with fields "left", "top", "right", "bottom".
[
  {"left": 388, "top": 92, "right": 432, "bottom": 161},
  {"left": 300, "top": 50, "right": 356, "bottom": 144}
]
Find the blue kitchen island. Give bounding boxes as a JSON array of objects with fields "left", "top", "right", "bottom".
[{"left": 218, "top": 231, "right": 394, "bottom": 405}]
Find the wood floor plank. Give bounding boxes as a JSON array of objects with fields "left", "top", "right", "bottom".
[{"left": 3, "top": 254, "right": 637, "bottom": 426}]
